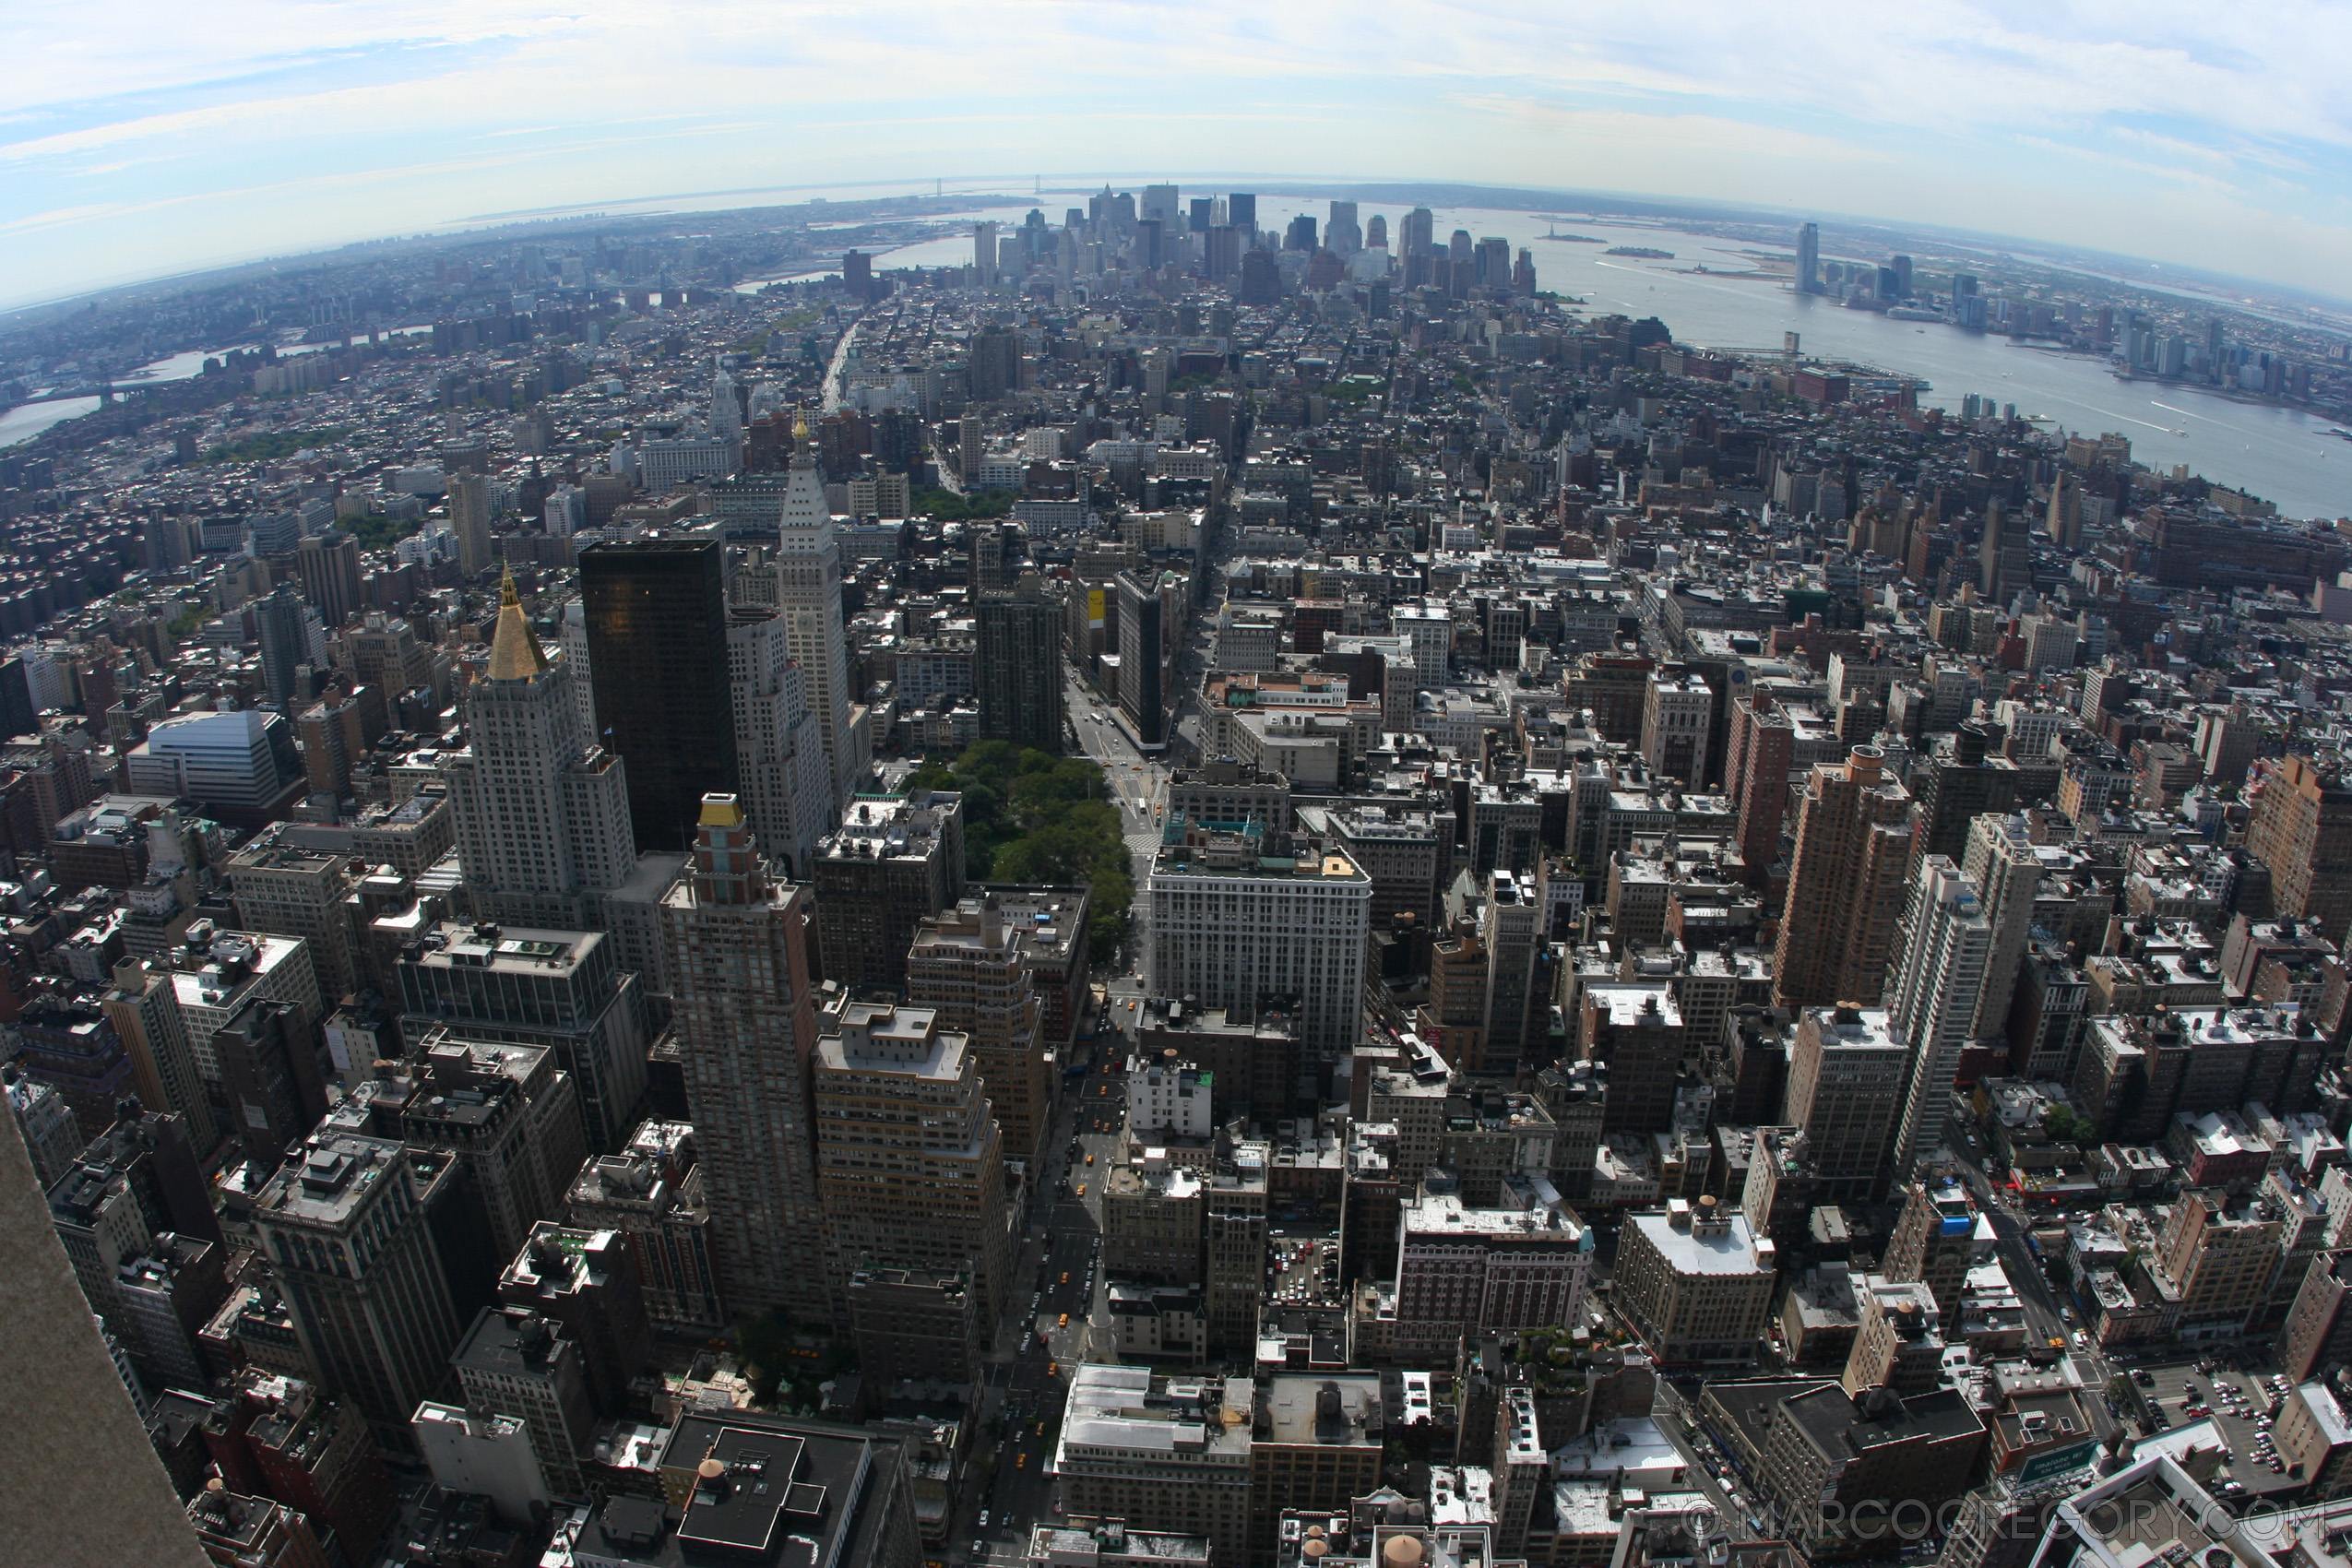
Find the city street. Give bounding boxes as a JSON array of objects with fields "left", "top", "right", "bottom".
[
  {"left": 1067, "top": 662, "right": 1170, "bottom": 968},
  {"left": 1946, "top": 1136, "right": 2073, "bottom": 1353},
  {"left": 1653, "top": 1381, "right": 1764, "bottom": 1536},
  {"left": 954, "top": 634, "right": 1201, "bottom": 1561},
  {"left": 953, "top": 914, "right": 1134, "bottom": 1562}
]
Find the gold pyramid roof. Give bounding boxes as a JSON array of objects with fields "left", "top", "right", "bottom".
[{"left": 485, "top": 568, "right": 550, "bottom": 681}]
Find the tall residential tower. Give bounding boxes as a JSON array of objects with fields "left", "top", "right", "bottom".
[
  {"left": 778, "top": 431, "right": 867, "bottom": 807},
  {"left": 1773, "top": 746, "right": 1914, "bottom": 1010},
  {"left": 660, "top": 797, "right": 837, "bottom": 1326}
]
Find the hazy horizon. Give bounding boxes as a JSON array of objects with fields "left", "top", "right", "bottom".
[{"left": 4, "top": 2, "right": 2348, "bottom": 314}]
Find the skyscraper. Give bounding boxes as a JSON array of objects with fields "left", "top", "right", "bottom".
[
  {"left": 496, "top": 1223, "right": 653, "bottom": 1418},
  {"left": 1961, "top": 814, "right": 2041, "bottom": 1039},
  {"left": 446, "top": 470, "right": 493, "bottom": 577},
  {"left": 1238, "top": 249, "right": 1281, "bottom": 306},
  {"left": 725, "top": 606, "right": 831, "bottom": 879},
  {"left": 6, "top": 1064, "right": 82, "bottom": 1188},
  {"left": 294, "top": 529, "right": 362, "bottom": 633},
  {"left": 660, "top": 796, "right": 837, "bottom": 1326},
  {"left": 973, "top": 221, "right": 998, "bottom": 277},
  {"left": 906, "top": 896, "right": 1049, "bottom": 1168},
  {"left": 814, "top": 1001, "right": 1009, "bottom": 1322},
  {"left": 1796, "top": 221, "right": 1822, "bottom": 293},
  {"left": 1978, "top": 498, "right": 2027, "bottom": 601},
  {"left": 1227, "top": 192, "right": 1257, "bottom": 233},
  {"left": 842, "top": 248, "right": 874, "bottom": 301},
  {"left": 974, "top": 579, "right": 1063, "bottom": 754},
  {"left": 1476, "top": 234, "right": 1510, "bottom": 287},
  {"left": 1882, "top": 1179, "right": 1978, "bottom": 1322},
  {"left": 811, "top": 790, "right": 967, "bottom": 996},
  {"left": 2245, "top": 754, "right": 2352, "bottom": 943},
  {"left": 1785, "top": 1006, "right": 1911, "bottom": 1203},
  {"left": 212, "top": 1000, "right": 327, "bottom": 1169},
  {"left": 383, "top": 1038, "right": 588, "bottom": 1270},
  {"left": 250, "top": 1128, "right": 465, "bottom": 1452},
  {"left": 1724, "top": 695, "right": 1797, "bottom": 886},
  {"left": 1472, "top": 869, "right": 1543, "bottom": 1078},
  {"left": 1146, "top": 827, "right": 1372, "bottom": 1066},
  {"left": 0, "top": 1110, "right": 211, "bottom": 1568},
  {"left": 1885, "top": 858, "right": 1992, "bottom": 1180},
  {"left": 1114, "top": 568, "right": 1167, "bottom": 752},
  {"left": 229, "top": 825, "right": 362, "bottom": 1012},
  {"left": 777, "top": 430, "right": 863, "bottom": 809},
  {"left": 1398, "top": 206, "right": 1434, "bottom": 258},
  {"left": 396, "top": 924, "right": 647, "bottom": 1156},
  {"left": 1325, "top": 200, "right": 1361, "bottom": 255},
  {"left": 254, "top": 585, "right": 326, "bottom": 708},
  {"left": 1773, "top": 746, "right": 1915, "bottom": 1010},
  {"left": 445, "top": 571, "right": 639, "bottom": 930},
  {"left": 581, "top": 536, "right": 740, "bottom": 852},
  {"left": 1911, "top": 722, "right": 2021, "bottom": 863},
  {"left": 708, "top": 363, "right": 743, "bottom": 447},
  {"left": 101, "top": 957, "right": 220, "bottom": 1157}
]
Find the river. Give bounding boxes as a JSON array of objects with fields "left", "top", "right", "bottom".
[
  {"left": 0, "top": 396, "right": 100, "bottom": 448},
  {"left": 1246, "top": 196, "right": 2351, "bottom": 521}
]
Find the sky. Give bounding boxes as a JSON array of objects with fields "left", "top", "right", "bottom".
[{"left": 4, "top": 1, "right": 2350, "bottom": 313}]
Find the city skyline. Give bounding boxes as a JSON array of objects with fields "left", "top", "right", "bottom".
[
  {"left": 11, "top": 26, "right": 2352, "bottom": 1558},
  {"left": 5, "top": 4, "right": 2352, "bottom": 311}
]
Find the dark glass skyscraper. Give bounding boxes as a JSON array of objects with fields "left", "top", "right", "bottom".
[
  {"left": 580, "top": 537, "right": 739, "bottom": 851},
  {"left": 1115, "top": 568, "right": 1166, "bottom": 752},
  {"left": 975, "top": 583, "right": 1063, "bottom": 754}
]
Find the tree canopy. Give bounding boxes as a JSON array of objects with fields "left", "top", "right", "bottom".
[
  {"left": 913, "top": 486, "right": 1016, "bottom": 521},
  {"left": 905, "top": 741, "right": 1132, "bottom": 964},
  {"left": 203, "top": 425, "right": 350, "bottom": 464}
]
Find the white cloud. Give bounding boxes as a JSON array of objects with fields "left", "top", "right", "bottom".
[{"left": 2, "top": 1, "right": 2349, "bottom": 306}]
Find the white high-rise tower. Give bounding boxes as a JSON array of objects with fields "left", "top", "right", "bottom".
[
  {"left": 445, "top": 571, "right": 639, "bottom": 929},
  {"left": 777, "top": 423, "right": 868, "bottom": 808},
  {"left": 709, "top": 363, "right": 743, "bottom": 445},
  {"left": 1886, "top": 856, "right": 1993, "bottom": 1182},
  {"left": 727, "top": 606, "right": 832, "bottom": 878},
  {"left": 1962, "top": 814, "right": 2042, "bottom": 1039}
]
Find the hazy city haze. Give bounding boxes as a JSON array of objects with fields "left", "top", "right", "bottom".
[{"left": 5, "top": 1, "right": 2350, "bottom": 307}]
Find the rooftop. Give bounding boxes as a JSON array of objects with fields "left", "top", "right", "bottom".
[
  {"left": 563, "top": 1412, "right": 895, "bottom": 1567},
  {"left": 404, "top": 921, "right": 594, "bottom": 975},
  {"left": 1056, "top": 1365, "right": 1253, "bottom": 1464},
  {"left": 1400, "top": 1180, "right": 1589, "bottom": 1246},
  {"left": 255, "top": 1133, "right": 405, "bottom": 1226},
  {"left": 1630, "top": 1204, "right": 1771, "bottom": 1276},
  {"left": 453, "top": 1308, "right": 575, "bottom": 1383}
]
